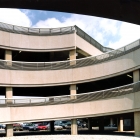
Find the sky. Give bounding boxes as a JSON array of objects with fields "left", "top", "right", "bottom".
[{"left": 0, "top": 8, "right": 140, "bottom": 50}]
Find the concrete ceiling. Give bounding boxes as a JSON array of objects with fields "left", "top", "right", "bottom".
[{"left": 0, "top": 0, "right": 140, "bottom": 25}]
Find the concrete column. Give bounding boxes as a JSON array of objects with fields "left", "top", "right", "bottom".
[
  {"left": 69, "top": 49, "right": 76, "bottom": 65},
  {"left": 71, "top": 119, "right": 77, "bottom": 135},
  {"left": 6, "top": 124, "right": 13, "bottom": 137},
  {"left": 5, "top": 87, "right": 13, "bottom": 104},
  {"left": 5, "top": 50, "right": 13, "bottom": 137},
  {"left": 134, "top": 112, "right": 140, "bottom": 136},
  {"left": 70, "top": 84, "right": 77, "bottom": 99},
  {"left": 99, "top": 117, "right": 104, "bottom": 132},
  {"left": 70, "top": 84, "right": 77, "bottom": 135},
  {"left": 133, "top": 70, "right": 140, "bottom": 82},
  {"left": 5, "top": 50, "right": 12, "bottom": 60},
  {"left": 118, "top": 117, "right": 123, "bottom": 132},
  {"left": 88, "top": 118, "right": 92, "bottom": 131},
  {"left": 5, "top": 50, "right": 12, "bottom": 66},
  {"left": 110, "top": 118, "right": 113, "bottom": 126},
  {"left": 50, "top": 121, "right": 54, "bottom": 133}
]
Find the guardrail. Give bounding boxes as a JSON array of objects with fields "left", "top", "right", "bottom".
[
  {"left": 0, "top": 39, "right": 139, "bottom": 70},
  {"left": 0, "top": 22, "right": 75, "bottom": 35},
  {"left": 75, "top": 26, "right": 114, "bottom": 52},
  {"left": 0, "top": 22, "right": 112, "bottom": 52},
  {"left": 0, "top": 81, "right": 140, "bottom": 107}
]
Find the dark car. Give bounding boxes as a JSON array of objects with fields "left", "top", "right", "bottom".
[
  {"left": 23, "top": 123, "right": 36, "bottom": 131},
  {"left": 13, "top": 123, "right": 23, "bottom": 131}
]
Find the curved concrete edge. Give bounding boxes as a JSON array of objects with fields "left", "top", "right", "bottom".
[
  {"left": 0, "top": 91, "right": 139, "bottom": 124},
  {"left": 0, "top": 48, "right": 139, "bottom": 86},
  {"left": 0, "top": 45, "right": 75, "bottom": 52},
  {"left": 0, "top": 135, "right": 138, "bottom": 140}
]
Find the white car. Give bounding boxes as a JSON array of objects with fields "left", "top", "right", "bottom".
[{"left": 54, "top": 125, "right": 63, "bottom": 130}]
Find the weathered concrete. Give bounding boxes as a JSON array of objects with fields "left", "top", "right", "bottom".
[
  {"left": 110, "top": 118, "right": 113, "bottom": 126},
  {"left": 88, "top": 118, "right": 92, "bottom": 131},
  {"left": 50, "top": 121, "right": 54, "bottom": 133},
  {"left": 118, "top": 117, "right": 123, "bottom": 132},
  {"left": 5, "top": 124, "right": 13, "bottom": 137},
  {"left": 133, "top": 70, "right": 140, "bottom": 82},
  {"left": 0, "top": 48, "right": 140, "bottom": 87},
  {"left": 71, "top": 119, "right": 77, "bottom": 135},
  {"left": 99, "top": 117, "right": 104, "bottom": 132},
  {"left": 0, "top": 91, "right": 140, "bottom": 124},
  {"left": 134, "top": 111, "right": 140, "bottom": 136},
  {"left": 0, "top": 135, "right": 139, "bottom": 140}
]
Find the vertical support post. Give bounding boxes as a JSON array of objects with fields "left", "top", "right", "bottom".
[
  {"left": 133, "top": 70, "right": 140, "bottom": 83},
  {"left": 5, "top": 50, "right": 13, "bottom": 137},
  {"left": 71, "top": 119, "right": 77, "bottom": 135},
  {"left": 134, "top": 112, "right": 140, "bottom": 136},
  {"left": 69, "top": 49, "right": 76, "bottom": 65},
  {"left": 5, "top": 87, "right": 13, "bottom": 137},
  {"left": 5, "top": 50, "right": 12, "bottom": 66},
  {"left": 88, "top": 118, "right": 92, "bottom": 131},
  {"left": 118, "top": 117, "right": 123, "bottom": 132},
  {"left": 6, "top": 124, "right": 13, "bottom": 137},
  {"left": 70, "top": 84, "right": 77, "bottom": 135},
  {"left": 99, "top": 117, "right": 104, "bottom": 132},
  {"left": 50, "top": 121, "right": 54, "bottom": 133},
  {"left": 110, "top": 118, "right": 113, "bottom": 126},
  {"left": 133, "top": 70, "right": 140, "bottom": 136}
]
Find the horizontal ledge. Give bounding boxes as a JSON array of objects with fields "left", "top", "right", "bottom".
[{"left": 0, "top": 45, "right": 75, "bottom": 52}]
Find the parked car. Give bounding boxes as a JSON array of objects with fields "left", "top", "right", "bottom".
[
  {"left": 23, "top": 123, "right": 36, "bottom": 131},
  {"left": 13, "top": 123, "right": 23, "bottom": 131},
  {"left": 64, "top": 122, "right": 71, "bottom": 129},
  {"left": 54, "top": 125, "right": 63, "bottom": 130},
  {"left": 0, "top": 124, "right": 5, "bottom": 129},
  {"left": 36, "top": 123, "right": 47, "bottom": 130},
  {"left": 55, "top": 120, "right": 71, "bottom": 129}
]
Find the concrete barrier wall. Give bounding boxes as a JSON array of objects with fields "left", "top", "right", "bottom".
[
  {"left": 0, "top": 30, "right": 103, "bottom": 55},
  {"left": 0, "top": 31, "right": 76, "bottom": 51},
  {"left": 76, "top": 35, "right": 103, "bottom": 56},
  {"left": 0, "top": 91, "right": 139, "bottom": 124},
  {"left": 0, "top": 48, "right": 139, "bottom": 86}
]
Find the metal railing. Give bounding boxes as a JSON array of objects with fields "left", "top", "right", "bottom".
[
  {"left": 0, "top": 22, "right": 75, "bottom": 35},
  {"left": 0, "top": 81, "right": 140, "bottom": 107},
  {"left": 0, "top": 22, "right": 112, "bottom": 52},
  {"left": 0, "top": 39, "right": 139, "bottom": 71},
  {"left": 75, "top": 26, "right": 114, "bottom": 52}
]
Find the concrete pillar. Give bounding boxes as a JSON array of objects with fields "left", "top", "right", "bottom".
[
  {"left": 5, "top": 50, "right": 12, "bottom": 60},
  {"left": 6, "top": 124, "right": 13, "bottom": 137},
  {"left": 71, "top": 119, "right": 77, "bottom": 135},
  {"left": 70, "top": 84, "right": 77, "bottom": 135},
  {"left": 70, "top": 84, "right": 77, "bottom": 99},
  {"left": 5, "top": 50, "right": 12, "bottom": 66},
  {"left": 110, "top": 118, "right": 113, "bottom": 126},
  {"left": 88, "top": 118, "right": 92, "bottom": 131},
  {"left": 5, "top": 87, "right": 13, "bottom": 104},
  {"left": 133, "top": 70, "right": 140, "bottom": 82},
  {"left": 118, "top": 117, "right": 123, "bottom": 132},
  {"left": 50, "top": 121, "right": 54, "bottom": 133},
  {"left": 99, "top": 117, "right": 104, "bottom": 132},
  {"left": 134, "top": 112, "right": 140, "bottom": 136},
  {"left": 69, "top": 49, "right": 76, "bottom": 65},
  {"left": 5, "top": 50, "right": 13, "bottom": 137}
]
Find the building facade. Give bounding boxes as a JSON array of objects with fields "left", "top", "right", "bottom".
[{"left": 0, "top": 22, "right": 140, "bottom": 137}]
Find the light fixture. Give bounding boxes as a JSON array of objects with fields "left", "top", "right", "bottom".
[
  {"left": 127, "top": 74, "right": 132, "bottom": 78},
  {"left": 19, "top": 51, "right": 22, "bottom": 53}
]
